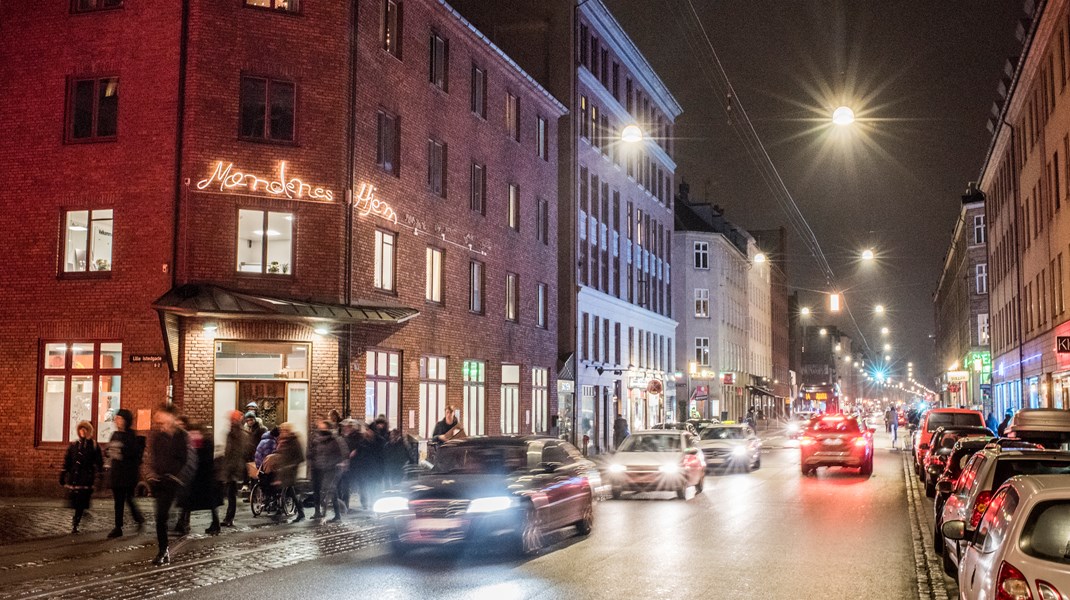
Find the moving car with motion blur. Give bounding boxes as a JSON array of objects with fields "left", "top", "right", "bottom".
[
  {"left": 799, "top": 414, "right": 875, "bottom": 477},
  {"left": 606, "top": 430, "right": 706, "bottom": 499},
  {"left": 373, "top": 436, "right": 596, "bottom": 556},
  {"left": 695, "top": 424, "right": 761, "bottom": 472},
  {"left": 937, "top": 447, "right": 1070, "bottom": 576},
  {"left": 922, "top": 426, "right": 994, "bottom": 497},
  {"left": 913, "top": 408, "right": 985, "bottom": 479},
  {"left": 786, "top": 412, "right": 817, "bottom": 439},
  {"left": 942, "top": 475, "right": 1070, "bottom": 600},
  {"left": 651, "top": 421, "right": 700, "bottom": 437}
]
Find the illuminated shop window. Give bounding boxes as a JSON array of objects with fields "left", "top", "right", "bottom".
[
  {"left": 244, "top": 0, "right": 298, "bottom": 12},
  {"left": 63, "top": 209, "right": 113, "bottom": 273},
  {"left": 236, "top": 209, "right": 293, "bottom": 275},
  {"left": 40, "top": 342, "right": 122, "bottom": 444}
]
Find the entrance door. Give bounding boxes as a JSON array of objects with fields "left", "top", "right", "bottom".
[
  {"left": 214, "top": 381, "right": 237, "bottom": 454},
  {"left": 287, "top": 382, "right": 309, "bottom": 479}
]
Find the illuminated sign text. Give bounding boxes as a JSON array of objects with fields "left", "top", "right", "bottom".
[
  {"left": 196, "top": 161, "right": 334, "bottom": 202},
  {"left": 354, "top": 182, "right": 398, "bottom": 224}
]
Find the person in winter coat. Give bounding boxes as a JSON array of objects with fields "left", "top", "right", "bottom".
[
  {"left": 255, "top": 427, "right": 279, "bottom": 468},
  {"left": 220, "top": 411, "right": 250, "bottom": 528},
  {"left": 986, "top": 411, "right": 1000, "bottom": 435},
  {"left": 309, "top": 419, "right": 348, "bottom": 522},
  {"left": 338, "top": 419, "right": 362, "bottom": 510},
  {"left": 998, "top": 409, "right": 1014, "bottom": 437},
  {"left": 62, "top": 421, "right": 104, "bottom": 534},
  {"left": 613, "top": 413, "right": 629, "bottom": 449},
  {"left": 106, "top": 409, "right": 144, "bottom": 538},
  {"left": 273, "top": 422, "right": 306, "bottom": 523},
  {"left": 244, "top": 412, "right": 267, "bottom": 454},
  {"left": 355, "top": 417, "right": 388, "bottom": 509},
  {"left": 383, "top": 427, "right": 417, "bottom": 488},
  {"left": 147, "top": 404, "right": 189, "bottom": 566},
  {"left": 178, "top": 423, "right": 222, "bottom": 535}
]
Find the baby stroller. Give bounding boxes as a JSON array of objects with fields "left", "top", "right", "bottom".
[{"left": 249, "top": 455, "right": 298, "bottom": 520}]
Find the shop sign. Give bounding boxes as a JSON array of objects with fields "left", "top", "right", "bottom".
[
  {"left": 948, "top": 383, "right": 960, "bottom": 393},
  {"left": 129, "top": 354, "right": 164, "bottom": 364},
  {"left": 354, "top": 182, "right": 398, "bottom": 224},
  {"left": 196, "top": 160, "right": 334, "bottom": 202},
  {"left": 690, "top": 385, "right": 709, "bottom": 402},
  {"left": 558, "top": 381, "right": 574, "bottom": 393},
  {"left": 722, "top": 373, "right": 735, "bottom": 385},
  {"left": 947, "top": 370, "right": 970, "bottom": 382},
  {"left": 629, "top": 377, "right": 651, "bottom": 390},
  {"left": 1058, "top": 336, "right": 1070, "bottom": 353}
]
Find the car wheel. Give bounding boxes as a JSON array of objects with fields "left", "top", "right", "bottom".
[
  {"left": 860, "top": 457, "right": 873, "bottom": 477},
  {"left": 676, "top": 487, "right": 687, "bottom": 500},
  {"left": 941, "top": 546, "right": 956, "bottom": 578},
  {"left": 924, "top": 477, "right": 936, "bottom": 498},
  {"left": 610, "top": 486, "right": 622, "bottom": 500},
  {"left": 933, "top": 523, "right": 944, "bottom": 554},
  {"left": 800, "top": 466, "right": 813, "bottom": 477},
  {"left": 517, "top": 505, "right": 544, "bottom": 555},
  {"left": 575, "top": 495, "right": 594, "bottom": 535},
  {"left": 753, "top": 456, "right": 761, "bottom": 470}
]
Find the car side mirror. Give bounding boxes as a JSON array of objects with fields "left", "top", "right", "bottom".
[
  {"left": 941, "top": 520, "right": 967, "bottom": 541},
  {"left": 936, "top": 479, "right": 953, "bottom": 494},
  {"left": 684, "top": 447, "right": 699, "bottom": 455}
]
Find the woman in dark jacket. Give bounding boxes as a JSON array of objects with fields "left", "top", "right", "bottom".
[
  {"left": 273, "top": 422, "right": 306, "bottom": 523},
  {"left": 309, "top": 420, "right": 347, "bottom": 521},
  {"left": 178, "top": 423, "right": 223, "bottom": 535},
  {"left": 62, "top": 421, "right": 104, "bottom": 534},
  {"left": 106, "top": 409, "right": 145, "bottom": 538}
]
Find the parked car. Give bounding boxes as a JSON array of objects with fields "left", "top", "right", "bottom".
[
  {"left": 942, "top": 474, "right": 1070, "bottom": 600},
  {"left": 651, "top": 422, "right": 700, "bottom": 437},
  {"left": 799, "top": 414, "right": 874, "bottom": 477},
  {"left": 373, "top": 436, "right": 596, "bottom": 556},
  {"left": 922, "top": 426, "right": 994, "bottom": 497},
  {"left": 914, "top": 408, "right": 985, "bottom": 479},
  {"left": 937, "top": 447, "right": 1070, "bottom": 576},
  {"left": 695, "top": 424, "right": 761, "bottom": 472},
  {"left": 1003, "top": 408, "right": 1070, "bottom": 449},
  {"left": 686, "top": 418, "right": 721, "bottom": 432},
  {"left": 606, "top": 430, "right": 706, "bottom": 500}
]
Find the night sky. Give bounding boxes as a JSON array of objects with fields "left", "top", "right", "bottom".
[{"left": 612, "top": 1, "right": 1027, "bottom": 384}]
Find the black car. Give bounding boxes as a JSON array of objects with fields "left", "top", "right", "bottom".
[
  {"left": 373, "top": 436, "right": 597, "bottom": 556},
  {"left": 922, "top": 426, "right": 994, "bottom": 496}
]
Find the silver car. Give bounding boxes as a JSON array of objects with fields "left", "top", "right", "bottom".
[{"left": 695, "top": 424, "right": 761, "bottom": 472}]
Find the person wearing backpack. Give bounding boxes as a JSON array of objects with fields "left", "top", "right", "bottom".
[{"left": 106, "top": 409, "right": 145, "bottom": 538}]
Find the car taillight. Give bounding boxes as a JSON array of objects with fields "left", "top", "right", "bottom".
[
  {"left": 800, "top": 436, "right": 816, "bottom": 446},
  {"left": 995, "top": 561, "right": 1032, "bottom": 600},
  {"left": 971, "top": 490, "right": 993, "bottom": 528},
  {"left": 1036, "top": 580, "right": 1060, "bottom": 600},
  {"left": 853, "top": 437, "right": 868, "bottom": 447}
]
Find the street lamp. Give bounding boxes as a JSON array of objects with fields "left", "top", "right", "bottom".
[
  {"left": 800, "top": 307, "right": 811, "bottom": 316},
  {"left": 832, "top": 106, "right": 855, "bottom": 126},
  {"left": 861, "top": 248, "right": 875, "bottom": 261},
  {"left": 621, "top": 124, "right": 643, "bottom": 144},
  {"left": 874, "top": 304, "right": 885, "bottom": 314},
  {"left": 880, "top": 327, "right": 889, "bottom": 336},
  {"left": 753, "top": 252, "right": 767, "bottom": 264}
]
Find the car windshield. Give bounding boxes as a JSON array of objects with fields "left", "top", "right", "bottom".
[
  {"left": 993, "top": 459, "right": 1070, "bottom": 489},
  {"left": 927, "top": 413, "right": 983, "bottom": 432},
  {"left": 433, "top": 444, "right": 531, "bottom": 474},
  {"left": 809, "top": 418, "right": 861, "bottom": 434},
  {"left": 1020, "top": 500, "right": 1070, "bottom": 564},
  {"left": 619, "top": 434, "right": 681, "bottom": 453},
  {"left": 938, "top": 431, "right": 989, "bottom": 450},
  {"left": 701, "top": 427, "right": 745, "bottom": 440}
]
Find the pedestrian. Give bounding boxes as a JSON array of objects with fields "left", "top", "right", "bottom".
[
  {"left": 255, "top": 427, "right": 280, "bottom": 469},
  {"left": 147, "top": 404, "right": 189, "bottom": 566},
  {"left": 429, "top": 405, "right": 462, "bottom": 461},
  {"left": 106, "top": 409, "right": 145, "bottom": 538},
  {"left": 220, "top": 410, "right": 249, "bottom": 528},
  {"left": 328, "top": 409, "right": 342, "bottom": 434},
  {"left": 890, "top": 408, "right": 899, "bottom": 449},
  {"left": 998, "top": 409, "right": 1014, "bottom": 437},
  {"left": 745, "top": 408, "right": 756, "bottom": 430},
  {"left": 61, "top": 421, "right": 104, "bottom": 534},
  {"left": 338, "top": 419, "right": 361, "bottom": 510},
  {"left": 360, "top": 416, "right": 390, "bottom": 507},
  {"left": 613, "top": 413, "right": 629, "bottom": 449},
  {"left": 178, "top": 423, "right": 223, "bottom": 535},
  {"left": 171, "top": 415, "right": 196, "bottom": 536},
  {"left": 384, "top": 427, "right": 417, "bottom": 488},
  {"left": 244, "top": 411, "right": 267, "bottom": 449},
  {"left": 309, "top": 419, "right": 348, "bottom": 522},
  {"left": 885, "top": 406, "right": 895, "bottom": 433},
  {"left": 273, "top": 422, "right": 306, "bottom": 523},
  {"left": 986, "top": 411, "right": 1000, "bottom": 434}
]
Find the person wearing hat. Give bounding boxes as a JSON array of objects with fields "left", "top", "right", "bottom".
[
  {"left": 62, "top": 421, "right": 104, "bottom": 534},
  {"left": 244, "top": 411, "right": 267, "bottom": 451},
  {"left": 220, "top": 410, "right": 250, "bottom": 528},
  {"left": 106, "top": 409, "right": 145, "bottom": 538}
]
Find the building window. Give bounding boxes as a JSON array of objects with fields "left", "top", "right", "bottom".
[
  {"left": 376, "top": 110, "right": 401, "bottom": 176},
  {"left": 62, "top": 209, "right": 113, "bottom": 273},
  {"left": 501, "top": 365, "right": 520, "bottom": 434},
  {"left": 507, "top": 183, "right": 520, "bottom": 231},
  {"left": 978, "top": 313, "right": 990, "bottom": 346},
  {"left": 381, "top": 0, "right": 402, "bottom": 58},
  {"left": 39, "top": 342, "right": 122, "bottom": 444},
  {"left": 237, "top": 209, "right": 293, "bottom": 275},
  {"left": 536, "top": 197, "right": 549, "bottom": 245},
  {"left": 537, "top": 116, "right": 548, "bottom": 160},
  {"left": 469, "top": 261, "right": 484, "bottom": 313},
  {"left": 695, "top": 288, "right": 709, "bottom": 318},
  {"left": 429, "top": 31, "right": 449, "bottom": 91},
  {"left": 505, "top": 273, "right": 519, "bottom": 322},
  {"left": 470, "top": 162, "right": 486, "bottom": 214},
  {"left": 695, "top": 337, "right": 710, "bottom": 366},
  {"left": 976, "top": 263, "right": 988, "bottom": 295},
  {"left": 694, "top": 241, "right": 709, "bottom": 269},
  {"left": 365, "top": 349, "right": 400, "bottom": 426},
  {"left": 974, "top": 214, "right": 986, "bottom": 244},
  {"left": 373, "top": 230, "right": 397, "bottom": 292},
  {"left": 462, "top": 360, "right": 485, "bottom": 436},
  {"left": 239, "top": 76, "right": 295, "bottom": 142},
  {"left": 71, "top": 0, "right": 122, "bottom": 13},
  {"left": 245, "top": 0, "right": 298, "bottom": 10},
  {"left": 579, "top": 96, "right": 589, "bottom": 140},
  {"left": 425, "top": 247, "right": 443, "bottom": 303},
  {"left": 67, "top": 76, "right": 118, "bottom": 142},
  {"left": 536, "top": 283, "right": 548, "bottom": 329},
  {"left": 471, "top": 65, "right": 487, "bottom": 118},
  {"left": 532, "top": 367, "right": 548, "bottom": 433},
  {"left": 427, "top": 139, "right": 447, "bottom": 197},
  {"left": 419, "top": 356, "right": 446, "bottom": 440},
  {"left": 505, "top": 92, "right": 520, "bottom": 142}
]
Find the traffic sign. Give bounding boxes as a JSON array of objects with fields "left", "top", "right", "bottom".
[
  {"left": 948, "top": 383, "right": 960, "bottom": 393},
  {"left": 1058, "top": 336, "right": 1070, "bottom": 353}
]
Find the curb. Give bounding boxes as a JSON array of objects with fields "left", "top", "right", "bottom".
[{"left": 903, "top": 452, "right": 950, "bottom": 600}]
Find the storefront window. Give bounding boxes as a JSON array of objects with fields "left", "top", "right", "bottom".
[
  {"left": 366, "top": 349, "right": 400, "bottom": 426},
  {"left": 532, "top": 367, "right": 548, "bottom": 433},
  {"left": 501, "top": 365, "right": 520, "bottom": 434},
  {"left": 419, "top": 356, "right": 447, "bottom": 439},
  {"left": 463, "top": 360, "right": 486, "bottom": 436},
  {"left": 39, "top": 341, "right": 122, "bottom": 444},
  {"left": 214, "top": 341, "right": 308, "bottom": 380}
]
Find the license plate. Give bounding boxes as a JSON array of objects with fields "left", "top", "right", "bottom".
[
  {"left": 410, "top": 518, "right": 462, "bottom": 531},
  {"left": 824, "top": 439, "right": 843, "bottom": 446}
]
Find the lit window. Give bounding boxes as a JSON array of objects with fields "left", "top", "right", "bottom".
[
  {"left": 244, "top": 0, "right": 298, "bottom": 12},
  {"left": 63, "top": 209, "right": 113, "bottom": 273},
  {"left": 695, "top": 337, "right": 710, "bottom": 366},
  {"left": 239, "top": 76, "right": 295, "bottom": 142},
  {"left": 505, "top": 92, "right": 520, "bottom": 141},
  {"left": 505, "top": 273, "right": 519, "bottom": 322},
  {"left": 425, "top": 247, "right": 443, "bottom": 303},
  {"left": 507, "top": 183, "right": 520, "bottom": 231},
  {"left": 419, "top": 356, "right": 447, "bottom": 439},
  {"left": 536, "top": 283, "right": 548, "bottom": 329},
  {"left": 695, "top": 288, "right": 709, "bottom": 318},
  {"left": 469, "top": 261, "right": 484, "bottom": 313},
  {"left": 68, "top": 76, "right": 118, "bottom": 141},
  {"left": 374, "top": 230, "right": 397, "bottom": 291},
  {"left": 532, "top": 367, "right": 549, "bottom": 433},
  {"left": 537, "top": 116, "right": 548, "bottom": 160},
  {"left": 430, "top": 32, "right": 449, "bottom": 91},
  {"left": 382, "top": 0, "right": 402, "bottom": 58},
  {"left": 501, "top": 365, "right": 520, "bottom": 434},
  {"left": 40, "top": 342, "right": 122, "bottom": 444},
  {"left": 365, "top": 349, "right": 400, "bottom": 425},
  {"left": 237, "top": 209, "right": 293, "bottom": 275},
  {"left": 462, "top": 360, "right": 485, "bottom": 436}
]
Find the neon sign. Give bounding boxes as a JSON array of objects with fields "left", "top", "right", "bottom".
[
  {"left": 354, "top": 182, "right": 398, "bottom": 224},
  {"left": 196, "top": 161, "right": 334, "bottom": 202}
]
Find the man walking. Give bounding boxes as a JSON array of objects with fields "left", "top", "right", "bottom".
[
  {"left": 147, "top": 404, "right": 189, "bottom": 566},
  {"left": 220, "top": 410, "right": 249, "bottom": 528},
  {"left": 106, "top": 408, "right": 145, "bottom": 538},
  {"left": 613, "top": 413, "right": 629, "bottom": 449}
]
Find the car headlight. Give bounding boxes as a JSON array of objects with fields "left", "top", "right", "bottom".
[
  {"left": 732, "top": 446, "right": 748, "bottom": 457},
  {"left": 658, "top": 464, "right": 680, "bottom": 474},
  {"left": 467, "top": 496, "right": 515, "bottom": 513},
  {"left": 608, "top": 463, "right": 627, "bottom": 473},
  {"left": 372, "top": 496, "right": 409, "bottom": 514},
  {"left": 787, "top": 423, "right": 799, "bottom": 433}
]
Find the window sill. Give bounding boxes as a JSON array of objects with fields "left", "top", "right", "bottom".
[
  {"left": 64, "top": 136, "right": 118, "bottom": 145},
  {"left": 425, "top": 300, "right": 445, "bottom": 307},
  {"left": 469, "top": 310, "right": 485, "bottom": 316},
  {"left": 373, "top": 288, "right": 398, "bottom": 298},
  {"left": 236, "top": 272, "right": 294, "bottom": 279},
  {"left": 242, "top": 4, "right": 302, "bottom": 17},
  {"left": 58, "top": 271, "right": 112, "bottom": 281},
  {"left": 70, "top": 5, "right": 124, "bottom": 15},
  {"left": 239, "top": 136, "right": 299, "bottom": 147},
  {"left": 378, "top": 165, "right": 401, "bottom": 178}
]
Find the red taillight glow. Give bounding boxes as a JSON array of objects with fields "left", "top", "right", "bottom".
[
  {"left": 1036, "top": 580, "right": 1060, "bottom": 600},
  {"left": 971, "top": 490, "right": 993, "bottom": 528},
  {"left": 800, "top": 437, "right": 816, "bottom": 446},
  {"left": 853, "top": 437, "right": 868, "bottom": 447},
  {"left": 995, "top": 561, "right": 1032, "bottom": 600}
]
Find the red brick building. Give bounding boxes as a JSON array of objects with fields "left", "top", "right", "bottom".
[{"left": 0, "top": 0, "right": 564, "bottom": 493}]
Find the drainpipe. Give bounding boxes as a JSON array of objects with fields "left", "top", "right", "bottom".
[{"left": 341, "top": 0, "right": 361, "bottom": 418}]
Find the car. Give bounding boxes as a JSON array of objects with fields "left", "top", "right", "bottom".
[
  {"left": 1003, "top": 408, "right": 1070, "bottom": 449},
  {"left": 799, "top": 414, "right": 875, "bottom": 477},
  {"left": 943, "top": 474, "right": 1070, "bottom": 600},
  {"left": 922, "top": 426, "right": 994, "bottom": 497},
  {"left": 605, "top": 430, "right": 706, "bottom": 500},
  {"left": 372, "top": 436, "right": 597, "bottom": 556},
  {"left": 651, "top": 421, "right": 700, "bottom": 436},
  {"left": 937, "top": 446, "right": 1070, "bottom": 576},
  {"left": 695, "top": 424, "right": 761, "bottom": 472},
  {"left": 914, "top": 408, "right": 985, "bottom": 478},
  {"left": 786, "top": 412, "right": 816, "bottom": 439},
  {"left": 686, "top": 418, "right": 721, "bottom": 432}
]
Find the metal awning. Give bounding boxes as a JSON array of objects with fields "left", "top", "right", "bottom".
[{"left": 746, "top": 385, "right": 777, "bottom": 398}]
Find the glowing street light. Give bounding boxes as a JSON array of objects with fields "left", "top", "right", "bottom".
[
  {"left": 829, "top": 292, "right": 841, "bottom": 313},
  {"left": 621, "top": 124, "right": 643, "bottom": 144},
  {"left": 800, "top": 307, "right": 811, "bottom": 316},
  {"left": 832, "top": 106, "right": 855, "bottom": 126},
  {"left": 874, "top": 304, "right": 885, "bottom": 314},
  {"left": 819, "top": 328, "right": 828, "bottom": 336},
  {"left": 883, "top": 343, "right": 891, "bottom": 351},
  {"left": 753, "top": 252, "right": 767, "bottom": 264},
  {"left": 861, "top": 248, "right": 875, "bottom": 261},
  {"left": 880, "top": 327, "right": 890, "bottom": 336}
]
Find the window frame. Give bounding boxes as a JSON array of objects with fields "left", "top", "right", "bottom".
[
  {"left": 70, "top": 0, "right": 122, "bottom": 14},
  {"left": 429, "top": 31, "right": 449, "bottom": 92},
  {"left": 238, "top": 74, "right": 297, "bottom": 144},
  {"left": 37, "top": 340, "right": 123, "bottom": 446},
  {"left": 462, "top": 359, "right": 486, "bottom": 436},
  {"left": 532, "top": 367, "right": 549, "bottom": 433},
  {"left": 365, "top": 348, "right": 401, "bottom": 426},
  {"left": 419, "top": 355, "right": 447, "bottom": 440},
  {"left": 243, "top": 0, "right": 301, "bottom": 13},
  {"left": 470, "top": 162, "right": 486, "bottom": 214},
  {"left": 425, "top": 246, "right": 444, "bottom": 304},
  {"left": 505, "top": 92, "right": 520, "bottom": 142},
  {"left": 60, "top": 208, "right": 114, "bottom": 277},
  {"left": 470, "top": 64, "right": 487, "bottom": 119},
  {"left": 695, "top": 337, "right": 710, "bottom": 366},
  {"left": 66, "top": 75, "right": 119, "bottom": 143},
  {"left": 236, "top": 208, "right": 295, "bottom": 277},
  {"left": 693, "top": 241, "right": 709, "bottom": 269},
  {"left": 505, "top": 272, "right": 519, "bottom": 323},
  {"left": 376, "top": 109, "right": 401, "bottom": 177},
  {"left": 976, "top": 263, "right": 988, "bottom": 295},
  {"left": 694, "top": 288, "right": 710, "bottom": 318},
  {"left": 536, "top": 115, "right": 548, "bottom": 160},
  {"left": 381, "top": 0, "right": 403, "bottom": 59},
  {"left": 536, "top": 282, "right": 548, "bottom": 329},
  {"left": 427, "top": 138, "right": 448, "bottom": 197},
  {"left": 500, "top": 364, "right": 521, "bottom": 435},
  {"left": 974, "top": 214, "right": 986, "bottom": 244},
  {"left": 373, "top": 229, "right": 398, "bottom": 293},
  {"left": 536, "top": 197, "right": 549, "bottom": 245},
  {"left": 507, "top": 183, "right": 520, "bottom": 231},
  {"left": 469, "top": 260, "right": 485, "bottom": 314}
]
